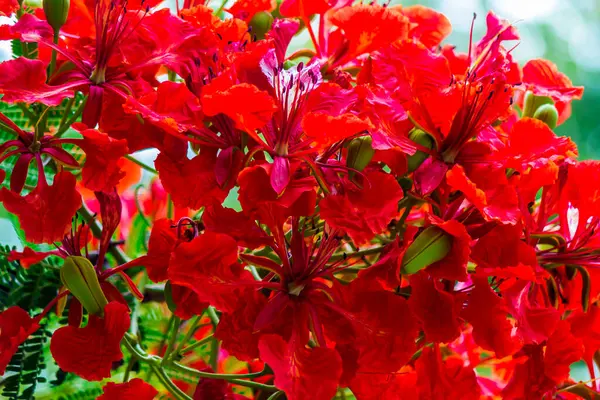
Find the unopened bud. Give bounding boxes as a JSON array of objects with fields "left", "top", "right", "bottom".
[
  {"left": 164, "top": 281, "right": 178, "bottom": 314},
  {"left": 533, "top": 103, "right": 559, "bottom": 129},
  {"left": 346, "top": 136, "right": 375, "bottom": 178},
  {"left": 407, "top": 129, "right": 434, "bottom": 172},
  {"left": 401, "top": 226, "right": 453, "bottom": 275},
  {"left": 522, "top": 91, "right": 553, "bottom": 118},
  {"left": 60, "top": 256, "right": 108, "bottom": 316},
  {"left": 43, "top": 0, "right": 70, "bottom": 32},
  {"left": 249, "top": 11, "right": 273, "bottom": 40}
]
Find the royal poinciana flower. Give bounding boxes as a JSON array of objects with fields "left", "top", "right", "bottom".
[{"left": 2, "top": 1, "right": 599, "bottom": 399}]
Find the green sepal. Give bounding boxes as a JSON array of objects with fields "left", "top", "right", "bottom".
[
  {"left": 401, "top": 226, "right": 453, "bottom": 275},
  {"left": 407, "top": 128, "right": 434, "bottom": 172},
  {"left": 60, "top": 256, "right": 108, "bottom": 316}
]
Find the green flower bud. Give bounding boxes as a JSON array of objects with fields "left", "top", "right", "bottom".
[
  {"left": 407, "top": 129, "right": 434, "bottom": 172},
  {"left": 522, "top": 91, "right": 553, "bottom": 118},
  {"left": 164, "top": 281, "right": 178, "bottom": 314},
  {"left": 43, "top": 0, "right": 70, "bottom": 33},
  {"left": 533, "top": 103, "right": 559, "bottom": 130},
  {"left": 249, "top": 11, "right": 274, "bottom": 40},
  {"left": 60, "top": 256, "right": 108, "bottom": 316},
  {"left": 346, "top": 136, "right": 375, "bottom": 178},
  {"left": 401, "top": 226, "right": 453, "bottom": 275}
]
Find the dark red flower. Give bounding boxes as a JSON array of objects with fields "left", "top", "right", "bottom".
[
  {"left": 408, "top": 272, "right": 462, "bottom": 343},
  {"left": 0, "top": 307, "right": 40, "bottom": 374},
  {"left": 0, "top": 171, "right": 82, "bottom": 243},
  {"left": 50, "top": 301, "right": 130, "bottom": 381},
  {"left": 259, "top": 334, "right": 343, "bottom": 400},
  {"left": 155, "top": 150, "right": 229, "bottom": 210},
  {"left": 168, "top": 232, "right": 250, "bottom": 312},
  {"left": 98, "top": 379, "right": 158, "bottom": 400},
  {"left": 320, "top": 171, "right": 402, "bottom": 244}
]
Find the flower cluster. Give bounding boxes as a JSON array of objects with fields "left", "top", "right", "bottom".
[{"left": 0, "top": 0, "right": 595, "bottom": 398}]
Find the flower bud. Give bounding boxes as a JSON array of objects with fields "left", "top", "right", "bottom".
[
  {"left": 401, "top": 226, "right": 453, "bottom": 275},
  {"left": 346, "top": 136, "right": 375, "bottom": 178},
  {"left": 407, "top": 128, "right": 434, "bottom": 172},
  {"left": 522, "top": 91, "right": 553, "bottom": 118},
  {"left": 249, "top": 11, "right": 273, "bottom": 40},
  {"left": 60, "top": 256, "right": 108, "bottom": 316},
  {"left": 533, "top": 103, "right": 559, "bottom": 130},
  {"left": 43, "top": 0, "right": 70, "bottom": 33}
]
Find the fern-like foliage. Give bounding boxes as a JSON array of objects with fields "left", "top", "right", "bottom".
[
  {"left": 1, "top": 324, "right": 50, "bottom": 400},
  {"left": 0, "top": 245, "right": 62, "bottom": 310}
]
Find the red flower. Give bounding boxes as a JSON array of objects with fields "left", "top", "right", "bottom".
[
  {"left": 77, "top": 128, "right": 129, "bottom": 192},
  {"left": 462, "top": 277, "right": 520, "bottom": 357},
  {"left": 522, "top": 59, "right": 584, "bottom": 124},
  {"left": 155, "top": 150, "right": 229, "bottom": 210},
  {"left": 258, "top": 334, "right": 342, "bottom": 400},
  {"left": 503, "top": 321, "right": 583, "bottom": 398},
  {"left": 415, "top": 346, "right": 481, "bottom": 399},
  {"left": 227, "top": 0, "right": 275, "bottom": 21},
  {"left": 50, "top": 301, "right": 130, "bottom": 381},
  {"left": 320, "top": 171, "right": 402, "bottom": 244},
  {"left": 330, "top": 4, "right": 410, "bottom": 60},
  {"left": 0, "top": 171, "right": 82, "bottom": 243},
  {"left": 408, "top": 272, "right": 462, "bottom": 343},
  {"left": 98, "top": 379, "right": 158, "bottom": 400},
  {"left": 168, "top": 232, "right": 250, "bottom": 312},
  {"left": 0, "top": 307, "right": 39, "bottom": 374}
]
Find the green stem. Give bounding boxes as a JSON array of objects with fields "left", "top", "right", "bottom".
[
  {"left": 167, "top": 194, "right": 174, "bottom": 220},
  {"left": 329, "top": 246, "right": 386, "bottom": 261},
  {"left": 167, "top": 362, "right": 277, "bottom": 392},
  {"left": 123, "top": 335, "right": 192, "bottom": 400},
  {"left": 55, "top": 96, "right": 87, "bottom": 137},
  {"left": 56, "top": 97, "right": 75, "bottom": 132},
  {"left": 125, "top": 154, "right": 158, "bottom": 174},
  {"left": 49, "top": 30, "right": 59, "bottom": 77},
  {"left": 174, "top": 314, "right": 204, "bottom": 356},
  {"left": 161, "top": 316, "right": 181, "bottom": 366},
  {"left": 179, "top": 333, "right": 214, "bottom": 355},
  {"left": 267, "top": 391, "right": 285, "bottom": 400}
]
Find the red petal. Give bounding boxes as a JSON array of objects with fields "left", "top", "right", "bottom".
[
  {"left": 523, "top": 59, "right": 584, "bottom": 124},
  {"left": 203, "top": 204, "right": 272, "bottom": 249},
  {"left": 124, "top": 81, "right": 203, "bottom": 135},
  {"left": 320, "top": 171, "right": 402, "bottom": 244},
  {"left": 402, "top": 5, "right": 452, "bottom": 48},
  {"left": 216, "top": 290, "right": 268, "bottom": 361},
  {"left": 168, "top": 232, "right": 248, "bottom": 312},
  {"left": 227, "top": 0, "right": 276, "bottom": 22},
  {"left": 0, "top": 57, "right": 76, "bottom": 106},
  {"left": 201, "top": 83, "right": 277, "bottom": 136},
  {"left": 331, "top": 4, "right": 410, "bottom": 58},
  {"left": 0, "top": 307, "right": 39, "bottom": 374},
  {"left": 98, "top": 379, "right": 158, "bottom": 400},
  {"left": 0, "top": 171, "right": 82, "bottom": 243},
  {"left": 415, "top": 346, "right": 481, "bottom": 399},
  {"left": 0, "top": 0, "right": 17, "bottom": 16},
  {"left": 279, "top": 0, "right": 330, "bottom": 17},
  {"left": 155, "top": 150, "right": 229, "bottom": 210},
  {"left": 237, "top": 164, "right": 317, "bottom": 225},
  {"left": 302, "top": 112, "right": 372, "bottom": 149},
  {"left": 425, "top": 218, "right": 471, "bottom": 281},
  {"left": 8, "top": 247, "right": 58, "bottom": 269},
  {"left": 408, "top": 272, "right": 462, "bottom": 343},
  {"left": 462, "top": 277, "right": 520, "bottom": 357},
  {"left": 140, "top": 218, "right": 178, "bottom": 283},
  {"left": 258, "top": 334, "right": 342, "bottom": 400},
  {"left": 78, "top": 128, "right": 129, "bottom": 192},
  {"left": 50, "top": 302, "right": 130, "bottom": 381}
]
